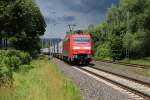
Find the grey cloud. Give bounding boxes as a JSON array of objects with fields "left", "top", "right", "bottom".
[
  {"left": 63, "top": 16, "right": 76, "bottom": 22},
  {"left": 44, "top": 17, "right": 56, "bottom": 24},
  {"left": 44, "top": 15, "right": 76, "bottom": 25},
  {"left": 36, "top": 0, "right": 119, "bottom": 38},
  {"left": 60, "top": 0, "right": 119, "bottom": 14}
]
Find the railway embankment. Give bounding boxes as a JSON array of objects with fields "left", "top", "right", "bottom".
[
  {"left": 92, "top": 61, "right": 150, "bottom": 84},
  {"left": 53, "top": 58, "right": 133, "bottom": 100}
]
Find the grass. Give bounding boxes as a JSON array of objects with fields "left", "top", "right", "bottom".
[
  {"left": 126, "top": 58, "right": 150, "bottom": 66},
  {"left": 94, "top": 57, "right": 111, "bottom": 61},
  {"left": 94, "top": 56, "right": 150, "bottom": 66},
  {"left": 0, "top": 57, "right": 82, "bottom": 100}
]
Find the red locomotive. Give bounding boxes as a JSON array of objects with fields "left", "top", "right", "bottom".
[{"left": 62, "top": 34, "right": 92, "bottom": 64}]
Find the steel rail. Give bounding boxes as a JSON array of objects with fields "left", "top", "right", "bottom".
[{"left": 76, "top": 66, "right": 150, "bottom": 99}]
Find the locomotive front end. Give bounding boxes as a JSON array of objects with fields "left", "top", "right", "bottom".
[{"left": 71, "top": 34, "right": 92, "bottom": 64}]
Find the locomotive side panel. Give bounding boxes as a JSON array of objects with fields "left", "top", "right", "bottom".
[{"left": 62, "top": 35, "right": 70, "bottom": 57}]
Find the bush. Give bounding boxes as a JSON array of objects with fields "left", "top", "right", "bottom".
[
  {"left": 2, "top": 50, "right": 31, "bottom": 65},
  {"left": 3, "top": 56, "right": 21, "bottom": 71},
  {"left": 0, "top": 65, "right": 12, "bottom": 87},
  {"left": 30, "top": 50, "right": 39, "bottom": 58},
  {"left": 18, "top": 52, "right": 31, "bottom": 65},
  {"left": 0, "top": 50, "right": 31, "bottom": 86},
  {"left": 110, "top": 36, "right": 125, "bottom": 60},
  {"left": 95, "top": 43, "right": 110, "bottom": 59}
]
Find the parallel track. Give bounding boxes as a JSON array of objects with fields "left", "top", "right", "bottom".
[
  {"left": 75, "top": 66, "right": 150, "bottom": 100},
  {"left": 93, "top": 59, "right": 150, "bottom": 69},
  {"left": 89, "top": 66, "right": 150, "bottom": 87},
  {"left": 54, "top": 57, "right": 150, "bottom": 99}
]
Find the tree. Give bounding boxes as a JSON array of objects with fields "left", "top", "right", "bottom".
[
  {"left": 88, "top": 24, "right": 94, "bottom": 32},
  {"left": 0, "top": 0, "right": 46, "bottom": 56},
  {"left": 85, "top": 0, "right": 150, "bottom": 59},
  {"left": 123, "top": 32, "right": 134, "bottom": 59},
  {"left": 110, "top": 35, "right": 125, "bottom": 60}
]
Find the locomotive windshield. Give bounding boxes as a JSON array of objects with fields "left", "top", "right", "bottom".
[{"left": 74, "top": 37, "right": 90, "bottom": 43}]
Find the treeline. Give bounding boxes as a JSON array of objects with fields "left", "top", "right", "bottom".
[
  {"left": 0, "top": 0, "right": 46, "bottom": 56},
  {"left": 86, "top": 0, "right": 150, "bottom": 60}
]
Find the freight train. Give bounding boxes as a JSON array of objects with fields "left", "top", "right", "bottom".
[{"left": 51, "top": 33, "right": 93, "bottom": 65}]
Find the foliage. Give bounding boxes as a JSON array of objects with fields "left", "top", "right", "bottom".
[
  {"left": 0, "top": 0, "right": 46, "bottom": 55},
  {"left": 0, "top": 58, "right": 82, "bottom": 100},
  {"left": 86, "top": 0, "right": 150, "bottom": 60},
  {"left": 110, "top": 35, "right": 125, "bottom": 60},
  {"left": 3, "top": 56, "right": 21, "bottom": 71},
  {"left": 0, "top": 50, "right": 31, "bottom": 65},
  {"left": 95, "top": 43, "right": 110, "bottom": 59},
  {"left": 0, "top": 50, "right": 31, "bottom": 86},
  {"left": 122, "top": 32, "right": 134, "bottom": 50}
]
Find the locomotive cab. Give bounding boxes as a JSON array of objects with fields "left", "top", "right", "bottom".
[
  {"left": 71, "top": 34, "right": 92, "bottom": 64},
  {"left": 62, "top": 34, "right": 92, "bottom": 65}
]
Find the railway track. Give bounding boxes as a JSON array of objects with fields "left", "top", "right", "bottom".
[
  {"left": 74, "top": 66, "right": 150, "bottom": 100},
  {"left": 93, "top": 59, "right": 150, "bottom": 69}
]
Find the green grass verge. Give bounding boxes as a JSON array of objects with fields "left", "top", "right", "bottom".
[
  {"left": 0, "top": 57, "right": 82, "bottom": 100},
  {"left": 94, "top": 56, "right": 150, "bottom": 66},
  {"left": 125, "top": 58, "right": 150, "bottom": 66},
  {"left": 94, "top": 57, "right": 111, "bottom": 61}
]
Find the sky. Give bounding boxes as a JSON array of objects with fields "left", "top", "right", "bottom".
[{"left": 36, "top": 0, "right": 119, "bottom": 39}]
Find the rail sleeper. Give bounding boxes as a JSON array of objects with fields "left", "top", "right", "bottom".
[{"left": 82, "top": 67, "right": 150, "bottom": 99}]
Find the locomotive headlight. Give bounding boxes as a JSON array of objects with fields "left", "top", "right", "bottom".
[
  {"left": 73, "top": 46, "right": 80, "bottom": 50},
  {"left": 83, "top": 47, "right": 91, "bottom": 50}
]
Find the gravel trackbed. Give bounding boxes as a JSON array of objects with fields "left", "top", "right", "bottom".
[{"left": 52, "top": 58, "right": 132, "bottom": 100}]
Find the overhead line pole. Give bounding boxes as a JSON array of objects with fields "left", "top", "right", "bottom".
[{"left": 67, "top": 24, "right": 77, "bottom": 33}]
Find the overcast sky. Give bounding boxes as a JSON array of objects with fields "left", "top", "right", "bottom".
[{"left": 36, "top": 0, "right": 119, "bottom": 39}]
